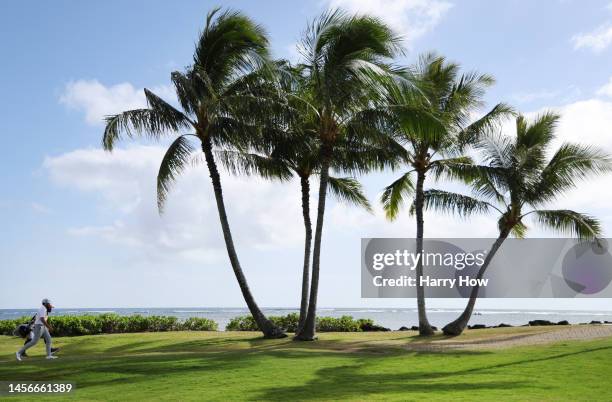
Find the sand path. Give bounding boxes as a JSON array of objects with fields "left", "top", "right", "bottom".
[{"left": 405, "top": 324, "right": 612, "bottom": 351}]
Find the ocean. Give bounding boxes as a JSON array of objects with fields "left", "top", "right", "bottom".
[{"left": 1, "top": 308, "right": 611, "bottom": 330}]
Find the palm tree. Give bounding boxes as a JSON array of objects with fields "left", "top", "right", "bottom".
[
  {"left": 380, "top": 54, "right": 513, "bottom": 335},
  {"left": 218, "top": 61, "right": 396, "bottom": 332},
  {"left": 220, "top": 138, "right": 375, "bottom": 332},
  {"left": 101, "top": 8, "right": 287, "bottom": 338},
  {"left": 421, "top": 112, "right": 611, "bottom": 335},
  {"left": 279, "top": 10, "right": 405, "bottom": 341}
]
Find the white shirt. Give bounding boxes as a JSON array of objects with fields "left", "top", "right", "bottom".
[{"left": 34, "top": 306, "right": 48, "bottom": 325}]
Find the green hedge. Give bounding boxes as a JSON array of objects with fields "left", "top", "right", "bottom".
[
  {"left": 0, "top": 314, "right": 218, "bottom": 337},
  {"left": 0, "top": 314, "right": 388, "bottom": 336},
  {"left": 225, "top": 313, "right": 300, "bottom": 332},
  {"left": 225, "top": 314, "right": 386, "bottom": 332}
]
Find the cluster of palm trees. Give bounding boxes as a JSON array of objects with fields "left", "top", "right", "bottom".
[{"left": 102, "top": 8, "right": 611, "bottom": 340}]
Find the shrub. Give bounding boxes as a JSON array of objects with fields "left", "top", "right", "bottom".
[
  {"left": 317, "top": 315, "right": 361, "bottom": 332},
  {"left": 225, "top": 314, "right": 383, "bottom": 332},
  {"left": 226, "top": 315, "right": 258, "bottom": 331},
  {"left": 226, "top": 313, "right": 301, "bottom": 332},
  {"left": 271, "top": 313, "right": 299, "bottom": 332},
  {"left": 0, "top": 314, "right": 219, "bottom": 337},
  {"left": 181, "top": 317, "right": 218, "bottom": 331},
  {"left": 0, "top": 318, "right": 23, "bottom": 336}
]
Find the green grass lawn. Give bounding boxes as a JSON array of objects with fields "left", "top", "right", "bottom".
[{"left": 0, "top": 329, "right": 610, "bottom": 401}]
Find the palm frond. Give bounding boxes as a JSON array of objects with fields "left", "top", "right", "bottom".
[
  {"left": 428, "top": 156, "right": 474, "bottom": 182},
  {"left": 171, "top": 69, "right": 216, "bottom": 116},
  {"left": 380, "top": 172, "right": 414, "bottom": 220},
  {"left": 327, "top": 176, "right": 372, "bottom": 212},
  {"left": 194, "top": 7, "right": 270, "bottom": 88},
  {"left": 456, "top": 102, "right": 515, "bottom": 147},
  {"left": 421, "top": 189, "right": 493, "bottom": 217},
  {"left": 102, "top": 89, "right": 192, "bottom": 151},
  {"left": 517, "top": 112, "right": 559, "bottom": 149},
  {"left": 532, "top": 209, "right": 602, "bottom": 240},
  {"left": 301, "top": 9, "right": 402, "bottom": 116},
  {"left": 157, "top": 135, "right": 196, "bottom": 213},
  {"left": 215, "top": 150, "right": 293, "bottom": 180},
  {"left": 528, "top": 143, "right": 612, "bottom": 204},
  {"left": 469, "top": 166, "right": 509, "bottom": 205},
  {"left": 476, "top": 131, "right": 515, "bottom": 168},
  {"left": 510, "top": 221, "right": 528, "bottom": 238}
]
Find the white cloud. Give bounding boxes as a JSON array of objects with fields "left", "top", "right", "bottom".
[
  {"left": 59, "top": 80, "right": 175, "bottom": 126},
  {"left": 596, "top": 76, "right": 612, "bottom": 98},
  {"left": 44, "top": 145, "right": 305, "bottom": 262},
  {"left": 544, "top": 99, "right": 612, "bottom": 218},
  {"left": 571, "top": 23, "right": 612, "bottom": 52},
  {"left": 509, "top": 98, "right": 612, "bottom": 235},
  {"left": 48, "top": 77, "right": 612, "bottom": 258},
  {"left": 548, "top": 99, "right": 612, "bottom": 149},
  {"left": 373, "top": 95, "right": 612, "bottom": 238},
  {"left": 326, "top": 0, "right": 452, "bottom": 46},
  {"left": 298, "top": 95, "right": 612, "bottom": 239},
  {"left": 328, "top": 201, "right": 498, "bottom": 238}
]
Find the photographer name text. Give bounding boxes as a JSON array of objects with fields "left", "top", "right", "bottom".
[{"left": 370, "top": 249, "right": 489, "bottom": 288}]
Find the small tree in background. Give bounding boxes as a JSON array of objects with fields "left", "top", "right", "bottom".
[
  {"left": 421, "top": 112, "right": 611, "bottom": 335},
  {"left": 218, "top": 61, "right": 401, "bottom": 332},
  {"left": 381, "top": 54, "right": 513, "bottom": 335}
]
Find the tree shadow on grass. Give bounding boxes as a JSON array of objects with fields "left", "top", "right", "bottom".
[
  {"left": 0, "top": 348, "right": 258, "bottom": 387},
  {"left": 111, "top": 335, "right": 287, "bottom": 354},
  {"left": 256, "top": 362, "right": 530, "bottom": 400},
  {"left": 0, "top": 344, "right": 355, "bottom": 390},
  {"left": 51, "top": 333, "right": 269, "bottom": 355},
  {"left": 1, "top": 336, "right": 609, "bottom": 400},
  {"left": 255, "top": 345, "right": 612, "bottom": 400}
]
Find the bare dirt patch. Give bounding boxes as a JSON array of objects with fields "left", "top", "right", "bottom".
[{"left": 404, "top": 324, "right": 612, "bottom": 351}]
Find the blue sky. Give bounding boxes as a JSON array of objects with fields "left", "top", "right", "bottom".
[{"left": 1, "top": 0, "right": 612, "bottom": 309}]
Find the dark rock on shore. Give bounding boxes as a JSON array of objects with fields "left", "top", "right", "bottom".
[
  {"left": 529, "top": 320, "right": 555, "bottom": 326},
  {"left": 395, "top": 320, "right": 599, "bottom": 331},
  {"left": 360, "top": 322, "right": 390, "bottom": 332}
]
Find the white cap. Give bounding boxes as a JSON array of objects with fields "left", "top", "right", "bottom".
[{"left": 42, "top": 298, "right": 52, "bottom": 305}]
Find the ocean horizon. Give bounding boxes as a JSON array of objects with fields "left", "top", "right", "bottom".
[{"left": 2, "top": 307, "right": 611, "bottom": 330}]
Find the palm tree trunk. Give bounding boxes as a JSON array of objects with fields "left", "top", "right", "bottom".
[
  {"left": 295, "top": 147, "right": 332, "bottom": 341},
  {"left": 442, "top": 229, "right": 510, "bottom": 336},
  {"left": 201, "top": 139, "right": 286, "bottom": 339},
  {"left": 297, "top": 174, "right": 312, "bottom": 334},
  {"left": 414, "top": 169, "right": 434, "bottom": 336}
]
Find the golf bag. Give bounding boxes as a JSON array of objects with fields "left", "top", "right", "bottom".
[{"left": 13, "top": 315, "right": 36, "bottom": 338}]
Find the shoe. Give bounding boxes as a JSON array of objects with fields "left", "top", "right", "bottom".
[
  {"left": 46, "top": 355, "right": 58, "bottom": 360},
  {"left": 16, "top": 352, "right": 22, "bottom": 361},
  {"left": 50, "top": 347, "right": 60, "bottom": 354}
]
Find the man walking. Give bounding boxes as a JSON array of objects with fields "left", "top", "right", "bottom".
[{"left": 16, "top": 298, "right": 57, "bottom": 361}]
